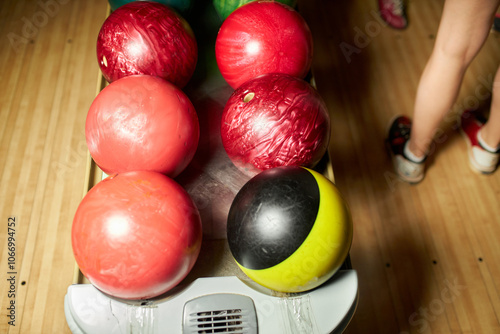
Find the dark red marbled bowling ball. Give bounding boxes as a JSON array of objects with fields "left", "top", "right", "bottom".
[
  {"left": 215, "top": 1, "right": 313, "bottom": 89},
  {"left": 97, "top": 1, "right": 197, "bottom": 88},
  {"left": 220, "top": 73, "right": 330, "bottom": 176}
]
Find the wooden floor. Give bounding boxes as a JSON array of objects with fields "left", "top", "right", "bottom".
[
  {"left": 0, "top": 0, "right": 499, "bottom": 333},
  {"left": 299, "top": 1, "right": 500, "bottom": 333},
  {"left": 0, "top": 0, "right": 109, "bottom": 333}
]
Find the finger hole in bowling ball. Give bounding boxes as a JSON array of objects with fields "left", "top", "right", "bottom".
[{"left": 243, "top": 92, "right": 255, "bottom": 103}]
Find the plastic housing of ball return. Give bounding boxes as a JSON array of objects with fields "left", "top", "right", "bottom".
[{"left": 65, "top": 271, "right": 358, "bottom": 334}]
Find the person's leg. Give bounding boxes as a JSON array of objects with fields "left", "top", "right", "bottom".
[
  {"left": 480, "top": 65, "right": 500, "bottom": 149},
  {"left": 459, "top": 65, "right": 500, "bottom": 173},
  {"left": 408, "top": 0, "right": 500, "bottom": 158}
]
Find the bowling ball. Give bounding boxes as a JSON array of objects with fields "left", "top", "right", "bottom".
[
  {"left": 220, "top": 73, "right": 330, "bottom": 176},
  {"left": 227, "top": 166, "right": 353, "bottom": 293},
  {"left": 85, "top": 75, "right": 200, "bottom": 177},
  {"left": 109, "top": 0, "right": 192, "bottom": 13},
  {"left": 72, "top": 171, "right": 202, "bottom": 300},
  {"left": 97, "top": 1, "right": 197, "bottom": 88},
  {"left": 212, "top": 0, "right": 297, "bottom": 20},
  {"left": 215, "top": 1, "right": 313, "bottom": 89}
]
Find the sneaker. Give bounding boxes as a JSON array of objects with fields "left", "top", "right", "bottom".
[
  {"left": 386, "top": 116, "right": 425, "bottom": 183},
  {"left": 459, "top": 110, "right": 500, "bottom": 174},
  {"left": 378, "top": 0, "right": 408, "bottom": 30}
]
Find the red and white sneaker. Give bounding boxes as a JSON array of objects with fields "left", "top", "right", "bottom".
[
  {"left": 459, "top": 110, "right": 500, "bottom": 174},
  {"left": 386, "top": 116, "right": 425, "bottom": 183},
  {"left": 378, "top": 0, "right": 408, "bottom": 30}
]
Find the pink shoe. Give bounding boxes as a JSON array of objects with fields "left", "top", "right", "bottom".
[
  {"left": 378, "top": 0, "right": 408, "bottom": 30},
  {"left": 460, "top": 110, "right": 499, "bottom": 174}
]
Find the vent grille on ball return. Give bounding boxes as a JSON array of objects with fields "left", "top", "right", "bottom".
[
  {"left": 183, "top": 294, "right": 257, "bottom": 334},
  {"left": 192, "top": 310, "right": 243, "bottom": 333}
]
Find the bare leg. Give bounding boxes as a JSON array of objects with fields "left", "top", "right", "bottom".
[
  {"left": 480, "top": 65, "right": 500, "bottom": 149},
  {"left": 408, "top": 0, "right": 500, "bottom": 158}
]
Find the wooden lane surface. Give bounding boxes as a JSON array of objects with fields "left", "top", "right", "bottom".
[
  {"left": 0, "top": 0, "right": 108, "bottom": 333},
  {"left": 298, "top": 0, "right": 500, "bottom": 333}
]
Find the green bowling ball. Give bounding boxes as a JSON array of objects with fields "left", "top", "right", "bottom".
[{"left": 213, "top": 0, "right": 297, "bottom": 20}]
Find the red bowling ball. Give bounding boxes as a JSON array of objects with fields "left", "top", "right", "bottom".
[
  {"left": 85, "top": 75, "right": 199, "bottom": 177},
  {"left": 221, "top": 73, "right": 330, "bottom": 175},
  {"left": 215, "top": 1, "right": 313, "bottom": 89},
  {"left": 97, "top": 1, "right": 197, "bottom": 88},
  {"left": 72, "top": 171, "right": 202, "bottom": 300}
]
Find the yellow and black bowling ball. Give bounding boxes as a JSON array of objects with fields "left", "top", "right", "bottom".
[{"left": 227, "top": 166, "right": 353, "bottom": 293}]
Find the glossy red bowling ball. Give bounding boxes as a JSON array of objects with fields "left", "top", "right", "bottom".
[
  {"left": 215, "top": 1, "right": 313, "bottom": 89},
  {"left": 221, "top": 73, "right": 330, "bottom": 176},
  {"left": 72, "top": 171, "right": 202, "bottom": 300},
  {"left": 85, "top": 75, "right": 199, "bottom": 177},
  {"left": 97, "top": 1, "right": 197, "bottom": 88}
]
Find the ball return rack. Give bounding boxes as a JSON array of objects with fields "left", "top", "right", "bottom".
[
  {"left": 64, "top": 3, "right": 358, "bottom": 333},
  {"left": 65, "top": 151, "right": 358, "bottom": 334}
]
